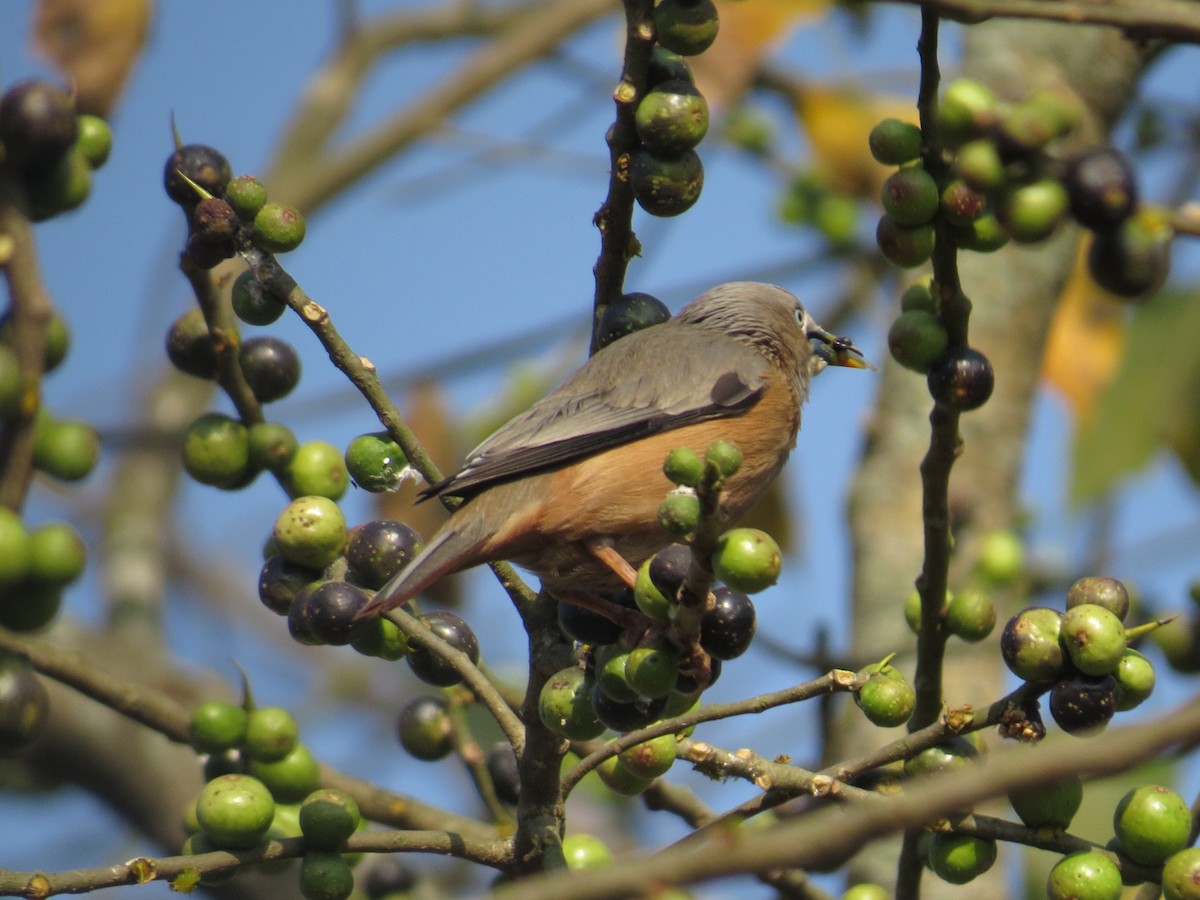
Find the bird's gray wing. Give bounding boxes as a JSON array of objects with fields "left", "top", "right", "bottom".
[{"left": 422, "top": 324, "right": 769, "bottom": 499}]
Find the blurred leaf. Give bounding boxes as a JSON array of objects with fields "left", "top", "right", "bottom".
[
  {"left": 1070, "top": 287, "right": 1200, "bottom": 504},
  {"left": 32, "top": 0, "right": 153, "bottom": 115},
  {"left": 786, "top": 83, "right": 917, "bottom": 198},
  {"left": 1042, "top": 240, "right": 1128, "bottom": 425},
  {"left": 691, "top": 0, "right": 831, "bottom": 108}
]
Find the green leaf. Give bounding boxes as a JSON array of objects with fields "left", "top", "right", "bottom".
[{"left": 1071, "top": 288, "right": 1200, "bottom": 504}]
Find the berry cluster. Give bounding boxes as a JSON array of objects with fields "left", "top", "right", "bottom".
[
  {"left": 0, "top": 80, "right": 112, "bottom": 221},
  {"left": 629, "top": 0, "right": 719, "bottom": 217},
  {"left": 1001, "top": 576, "right": 1154, "bottom": 736},
  {"left": 185, "top": 700, "right": 363, "bottom": 894},
  {"left": 871, "top": 78, "right": 1170, "bottom": 300}
]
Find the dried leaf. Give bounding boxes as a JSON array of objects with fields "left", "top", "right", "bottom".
[
  {"left": 1042, "top": 239, "right": 1127, "bottom": 426},
  {"left": 33, "top": 0, "right": 153, "bottom": 115}
]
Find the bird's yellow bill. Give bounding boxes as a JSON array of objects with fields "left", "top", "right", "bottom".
[{"left": 808, "top": 327, "right": 875, "bottom": 370}]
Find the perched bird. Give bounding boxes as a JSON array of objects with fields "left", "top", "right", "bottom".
[{"left": 357, "top": 281, "right": 868, "bottom": 618}]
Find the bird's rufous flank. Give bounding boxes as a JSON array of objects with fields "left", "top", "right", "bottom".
[{"left": 357, "top": 281, "right": 869, "bottom": 619}]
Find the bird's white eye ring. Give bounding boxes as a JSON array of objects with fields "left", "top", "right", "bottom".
[{"left": 794, "top": 307, "right": 806, "bottom": 324}]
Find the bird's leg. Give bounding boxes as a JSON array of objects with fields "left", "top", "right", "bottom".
[
  {"left": 584, "top": 537, "right": 639, "bottom": 589},
  {"left": 557, "top": 591, "right": 645, "bottom": 630}
]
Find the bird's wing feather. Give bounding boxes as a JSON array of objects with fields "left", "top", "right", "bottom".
[{"left": 423, "top": 324, "right": 769, "bottom": 499}]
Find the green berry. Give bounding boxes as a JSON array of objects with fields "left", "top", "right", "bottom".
[
  {"left": 1008, "top": 773, "right": 1082, "bottom": 830},
  {"left": 876, "top": 214, "right": 934, "bottom": 268},
  {"left": 881, "top": 166, "right": 939, "bottom": 226},
  {"left": 904, "top": 737, "right": 978, "bottom": 778},
  {"left": 299, "top": 788, "right": 361, "bottom": 851},
  {"left": 630, "top": 148, "right": 704, "bottom": 218},
  {"left": 712, "top": 527, "right": 781, "bottom": 594},
  {"left": 273, "top": 495, "right": 347, "bottom": 571},
  {"left": 1060, "top": 603, "right": 1127, "bottom": 676},
  {"left": 843, "top": 886, "right": 890, "bottom": 900},
  {"left": 249, "top": 742, "right": 320, "bottom": 803},
  {"left": 166, "top": 308, "right": 217, "bottom": 379},
  {"left": 1114, "top": 648, "right": 1155, "bottom": 711},
  {"left": 999, "top": 178, "right": 1068, "bottom": 243},
  {"left": 625, "top": 643, "right": 680, "bottom": 699},
  {"left": 252, "top": 203, "right": 306, "bottom": 253},
  {"left": 950, "top": 211, "right": 1009, "bottom": 252},
  {"left": 299, "top": 851, "right": 354, "bottom": 900},
  {"left": 596, "top": 646, "right": 639, "bottom": 702},
  {"left": 904, "top": 587, "right": 950, "bottom": 634},
  {"left": 855, "top": 666, "right": 915, "bottom": 727},
  {"left": 244, "top": 706, "right": 299, "bottom": 763},
  {"left": 1047, "top": 851, "right": 1121, "bottom": 900},
  {"left": 647, "top": 47, "right": 694, "bottom": 86},
  {"left": 596, "top": 754, "right": 655, "bottom": 796},
  {"left": 663, "top": 446, "right": 704, "bottom": 487},
  {"left": 940, "top": 179, "right": 986, "bottom": 226},
  {"left": 344, "top": 432, "right": 407, "bottom": 493},
  {"left": 1163, "top": 847, "right": 1200, "bottom": 900},
  {"left": 1113, "top": 784, "right": 1191, "bottom": 866},
  {"left": 705, "top": 439, "right": 742, "bottom": 478},
  {"left": 977, "top": 530, "right": 1023, "bottom": 585},
  {"left": 230, "top": 269, "right": 286, "bottom": 326},
  {"left": 868, "top": 118, "right": 922, "bottom": 165},
  {"left": 1066, "top": 576, "right": 1130, "bottom": 621},
  {"left": 1001, "top": 607, "right": 1067, "bottom": 682},
  {"left": 944, "top": 586, "right": 996, "bottom": 642},
  {"left": 538, "top": 666, "right": 605, "bottom": 741},
  {"left": 927, "top": 833, "right": 996, "bottom": 884},
  {"left": 658, "top": 489, "right": 700, "bottom": 535},
  {"left": 938, "top": 79, "right": 998, "bottom": 144},
  {"left": 34, "top": 416, "right": 100, "bottom": 481},
  {"left": 634, "top": 557, "right": 672, "bottom": 623},
  {"left": 653, "top": 0, "right": 719, "bottom": 56},
  {"left": 0, "top": 508, "right": 31, "bottom": 585},
  {"left": 635, "top": 79, "right": 708, "bottom": 156},
  {"left": 196, "top": 774, "right": 275, "bottom": 849},
  {"left": 900, "top": 278, "right": 936, "bottom": 313},
  {"left": 617, "top": 732, "right": 677, "bottom": 780},
  {"left": 189, "top": 701, "right": 248, "bottom": 754},
  {"left": 75, "top": 115, "right": 112, "bottom": 168},
  {"left": 26, "top": 522, "right": 86, "bottom": 586},
  {"left": 225, "top": 175, "right": 268, "bottom": 221},
  {"left": 286, "top": 441, "right": 350, "bottom": 500},
  {"left": 955, "top": 138, "right": 1005, "bottom": 193},
  {"left": 248, "top": 422, "right": 298, "bottom": 472},
  {"left": 182, "top": 413, "right": 251, "bottom": 489},
  {"left": 887, "top": 309, "right": 948, "bottom": 374},
  {"left": 562, "top": 833, "right": 613, "bottom": 870}
]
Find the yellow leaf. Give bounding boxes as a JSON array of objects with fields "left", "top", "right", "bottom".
[
  {"left": 1042, "top": 239, "right": 1128, "bottom": 425},
  {"left": 32, "top": 0, "right": 153, "bottom": 115},
  {"left": 690, "top": 0, "right": 832, "bottom": 108},
  {"left": 790, "top": 84, "right": 917, "bottom": 198}
]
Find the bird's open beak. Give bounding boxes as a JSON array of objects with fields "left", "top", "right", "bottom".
[{"left": 808, "top": 327, "right": 875, "bottom": 370}]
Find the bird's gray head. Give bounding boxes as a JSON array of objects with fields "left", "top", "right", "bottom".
[{"left": 676, "top": 282, "right": 870, "bottom": 377}]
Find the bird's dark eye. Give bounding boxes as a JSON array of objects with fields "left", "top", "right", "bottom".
[{"left": 794, "top": 307, "right": 806, "bottom": 325}]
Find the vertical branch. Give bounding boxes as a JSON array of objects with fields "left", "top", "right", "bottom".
[{"left": 590, "top": 0, "right": 656, "bottom": 354}]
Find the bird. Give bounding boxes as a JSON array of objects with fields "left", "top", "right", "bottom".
[{"left": 356, "top": 281, "right": 869, "bottom": 619}]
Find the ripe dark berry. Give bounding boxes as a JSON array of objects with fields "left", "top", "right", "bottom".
[
  {"left": 259, "top": 554, "right": 319, "bottom": 616},
  {"left": 239, "top": 336, "right": 301, "bottom": 403},
  {"left": 486, "top": 743, "right": 520, "bottom": 805},
  {"left": 590, "top": 682, "right": 667, "bottom": 732},
  {"left": 164, "top": 144, "right": 232, "bottom": 206},
  {"left": 345, "top": 520, "right": 421, "bottom": 590},
  {"left": 363, "top": 858, "right": 418, "bottom": 899},
  {"left": 927, "top": 347, "right": 994, "bottom": 411},
  {"left": 1066, "top": 148, "right": 1138, "bottom": 230},
  {"left": 166, "top": 308, "right": 217, "bottom": 379},
  {"left": 1049, "top": 672, "right": 1118, "bottom": 735},
  {"left": 396, "top": 696, "right": 453, "bottom": 761},
  {"left": 407, "top": 610, "right": 480, "bottom": 686},
  {"left": 630, "top": 148, "right": 703, "bottom": 217},
  {"left": 595, "top": 292, "right": 670, "bottom": 351},
  {"left": 191, "top": 198, "right": 240, "bottom": 245},
  {"left": 1087, "top": 214, "right": 1170, "bottom": 299},
  {"left": 653, "top": 0, "right": 719, "bottom": 56},
  {"left": 649, "top": 543, "right": 693, "bottom": 601},
  {"left": 558, "top": 589, "right": 631, "bottom": 645},
  {"left": 635, "top": 79, "right": 708, "bottom": 157},
  {"left": 1066, "top": 575, "right": 1130, "bottom": 621},
  {"left": 940, "top": 180, "right": 985, "bottom": 226},
  {"left": 647, "top": 47, "right": 694, "bottom": 86},
  {"left": 0, "top": 81, "right": 77, "bottom": 173},
  {"left": 700, "top": 587, "right": 756, "bottom": 660},
  {"left": 25, "top": 147, "right": 91, "bottom": 220},
  {"left": 287, "top": 580, "right": 370, "bottom": 646},
  {"left": 675, "top": 656, "right": 721, "bottom": 694}
]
